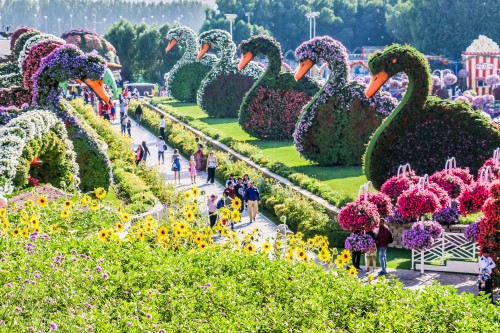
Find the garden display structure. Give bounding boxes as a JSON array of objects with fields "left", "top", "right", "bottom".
[
  {"left": 293, "top": 36, "right": 396, "bottom": 166},
  {"left": 364, "top": 44, "right": 500, "bottom": 189},
  {"left": 196, "top": 29, "right": 263, "bottom": 118},
  {"left": 164, "top": 27, "right": 217, "bottom": 103},
  {"left": 238, "top": 35, "right": 319, "bottom": 140},
  {"left": 0, "top": 26, "right": 113, "bottom": 195}
]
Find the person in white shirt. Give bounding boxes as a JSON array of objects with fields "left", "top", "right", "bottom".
[
  {"left": 159, "top": 115, "right": 166, "bottom": 140},
  {"left": 478, "top": 247, "right": 497, "bottom": 304},
  {"left": 156, "top": 136, "right": 166, "bottom": 165}
]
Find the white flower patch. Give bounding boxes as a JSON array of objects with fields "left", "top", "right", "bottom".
[
  {"left": 196, "top": 29, "right": 263, "bottom": 109},
  {"left": 466, "top": 35, "right": 500, "bottom": 53}
]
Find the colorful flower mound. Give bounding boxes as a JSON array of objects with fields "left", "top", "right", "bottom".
[
  {"left": 429, "top": 171, "right": 465, "bottom": 199},
  {"left": 458, "top": 182, "right": 490, "bottom": 216},
  {"left": 238, "top": 35, "right": 318, "bottom": 140},
  {"left": 402, "top": 220, "right": 443, "bottom": 251},
  {"left": 196, "top": 29, "right": 262, "bottom": 118},
  {"left": 244, "top": 87, "right": 310, "bottom": 139},
  {"left": 464, "top": 218, "right": 481, "bottom": 243},
  {"left": 22, "top": 39, "right": 65, "bottom": 91},
  {"left": 32, "top": 44, "right": 106, "bottom": 107},
  {"left": 0, "top": 87, "right": 31, "bottom": 107},
  {"left": 426, "top": 182, "right": 450, "bottom": 208},
  {"left": 10, "top": 26, "right": 36, "bottom": 51},
  {"left": 432, "top": 203, "right": 459, "bottom": 224},
  {"left": 338, "top": 200, "right": 380, "bottom": 232},
  {"left": 366, "top": 192, "right": 393, "bottom": 218},
  {"left": 344, "top": 233, "right": 376, "bottom": 252},
  {"left": 478, "top": 158, "right": 500, "bottom": 179},
  {"left": 380, "top": 171, "right": 419, "bottom": 201},
  {"left": 292, "top": 36, "right": 395, "bottom": 166},
  {"left": 385, "top": 208, "right": 413, "bottom": 224},
  {"left": 18, "top": 34, "right": 65, "bottom": 71},
  {"left": 13, "top": 30, "right": 41, "bottom": 58},
  {"left": 61, "top": 28, "right": 120, "bottom": 67},
  {"left": 446, "top": 167, "right": 474, "bottom": 185},
  {"left": 397, "top": 187, "right": 441, "bottom": 219}
]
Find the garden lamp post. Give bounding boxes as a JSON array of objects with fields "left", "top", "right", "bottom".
[
  {"left": 70, "top": 14, "right": 73, "bottom": 29},
  {"left": 305, "top": 13, "right": 313, "bottom": 39},
  {"left": 57, "top": 18, "right": 61, "bottom": 36},
  {"left": 44, "top": 15, "right": 48, "bottom": 33},
  {"left": 162, "top": 14, "right": 165, "bottom": 25},
  {"left": 151, "top": 16, "right": 154, "bottom": 25},
  {"left": 33, "top": 14, "right": 37, "bottom": 29},
  {"left": 225, "top": 14, "right": 237, "bottom": 40},
  {"left": 244, "top": 12, "right": 252, "bottom": 25},
  {"left": 84, "top": 16, "right": 88, "bottom": 29}
]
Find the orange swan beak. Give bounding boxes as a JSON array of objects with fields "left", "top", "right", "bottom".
[
  {"left": 238, "top": 52, "right": 254, "bottom": 70},
  {"left": 197, "top": 43, "right": 210, "bottom": 60},
  {"left": 294, "top": 59, "right": 314, "bottom": 81},
  {"left": 365, "top": 71, "right": 389, "bottom": 98},
  {"left": 165, "top": 39, "right": 177, "bottom": 53},
  {"left": 84, "top": 79, "right": 110, "bottom": 104}
]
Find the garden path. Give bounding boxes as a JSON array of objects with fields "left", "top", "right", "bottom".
[{"left": 110, "top": 115, "right": 278, "bottom": 247}]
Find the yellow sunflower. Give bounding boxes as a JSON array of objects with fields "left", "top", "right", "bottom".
[
  {"left": 94, "top": 187, "right": 107, "bottom": 200},
  {"left": 49, "top": 224, "right": 59, "bottom": 233},
  {"left": 12, "top": 228, "right": 20, "bottom": 237},
  {"left": 184, "top": 191, "right": 192, "bottom": 200},
  {"left": 21, "top": 228, "right": 29, "bottom": 238},
  {"left": 231, "top": 210, "right": 241, "bottom": 222},
  {"left": 115, "top": 222, "right": 125, "bottom": 232},
  {"left": 221, "top": 228, "right": 229, "bottom": 237},
  {"left": 89, "top": 200, "right": 100, "bottom": 211},
  {"left": 191, "top": 186, "right": 199, "bottom": 197},
  {"left": 296, "top": 248, "right": 307, "bottom": 260},
  {"left": 145, "top": 215, "right": 155, "bottom": 223},
  {"left": 157, "top": 226, "right": 168, "bottom": 238},
  {"left": 174, "top": 229, "right": 183, "bottom": 237},
  {"left": 231, "top": 197, "right": 242, "bottom": 210},
  {"left": 221, "top": 208, "right": 230, "bottom": 220},
  {"left": 98, "top": 229, "right": 108, "bottom": 242},
  {"left": 198, "top": 241, "right": 208, "bottom": 250},
  {"left": 261, "top": 242, "right": 272, "bottom": 253},
  {"left": 194, "top": 234, "right": 203, "bottom": 244},
  {"left": 244, "top": 243, "right": 256, "bottom": 253},
  {"left": 63, "top": 201, "right": 73, "bottom": 209},
  {"left": 37, "top": 196, "right": 48, "bottom": 207},
  {"left": 29, "top": 215, "right": 40, "bottom": 228},
  {"left": 185, "top": 211, "right": 194, "bottom": 222},
  {"left": 61, "top": 209, "right": 70, "bottom": 219},
  {"left": 121, "top": 213, "right": 131, "bottom": 223},
  {"left": 0, "top": 208, "right": 6, "bottom": 218},
  {"left": 334, "top": 257, "right": 344, "bottom": 268},
  {"left": 137, "top": 230, "right": 145, "bottom": 241},
  {"left": 348, "top": 266, "right": 358, "bottom": 277},
  {"left": 144, "top": 220, "right": 154, "bottom": 230},
  {"left": 341, "top": 250, "right": 351, "bottom": 263},
  {"left": 33, "top": 226, "right": 42, "bottom": 234},
  {"left": 178, "top": 222, "right": 189, "bottom": 231},
  {"left": 80, "top": 195, "right": 91, "bottom": 206}
]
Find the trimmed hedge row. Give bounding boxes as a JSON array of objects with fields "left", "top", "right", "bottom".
[
  {"left": 129, "top": 100, "right": 350, "bottom": 246},
  {"left": 148, "top": 98, "right": 352, "bottom": 207}
]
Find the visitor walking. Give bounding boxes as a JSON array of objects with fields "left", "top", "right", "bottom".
[
  {"left": 206, "top": 151, "right": 217, "bottom": 184},
  {"left": 122, "top": 96, "right": 129, "bottom": 117},
  {"left": 126, "top": 119, "right": 132, "bottom": 137},
  {"left": 141, "top": 141, "right": 151, "bottom": 162},
  {"left": 478, "top": 247, "right": 497, "bottom": 304},
  {"left": 135, "top": 104, "right": 143, "bottom": 126},
  {"left": 374, "top": 219, "right": 393, "bottom": 276},
  {"left": 242, "top": 174, "right": 251, "bottom": 188},
  {"left": 234, "top": 178, "right": 245, "bottom": 213},
  {"left": 195, "top": 144, "right": 204, "bottom": 171},
  {"left": 244, "top": 181, "right": 260, "bottom": 223},
  {"left": 159, "top": 115, "right": 166, "bottom": 140},
  {"left": 364, "top": 233, "right": 377, "bottom": 272},
  {"left": 110, "top": 102, "right": 116, "bottom": 121},
  {"left": 171, "top": 149, "right": 182, "bottom": 184},
  {"left": 207, "top": 194, "right": 218, "bottom": 228},
  {"left": 120, "top": 115, "right": 127, "bottom": 134},
  {"left": 188, "top": 156, "right": 197, "bottom": 184},
  {"left": 225, "top": 174, "right": 237, "bottom": 188},
  {"left": 351, "top": 230, "right": 362, "bottom": 270},
  {"left": 135, "top": 144, "right": 144, "bottom": 166},
  {"left": 156, "top": 136, "right": 166, "bottom": 164}
]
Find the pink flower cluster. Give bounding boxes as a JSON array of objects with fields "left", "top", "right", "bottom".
[
  {"left": 338, "top": 200, "right": 380, "bottom": 232},
  {"left": 429, "top": 170, "right": 465, "bottom": 199},
  {"left": 366, "top": 192, "right": 393, "bottom": 218},
  {"left": 397, "top": 187, "right": 442, "bottom": 218},
  {"left": 380, "top": 171, "right": 419, "bottom": 201},
  {"left": 458, "top": 182, "right": 490, "bottom": 216}
]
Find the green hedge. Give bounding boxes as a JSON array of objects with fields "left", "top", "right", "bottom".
[
  {"left": 148, "top": 98, "right": 352, "bottom": 207},
  {"left": 129, "top": 100, "right": 350, "bottom": 246},
  {"left": 169, "top": 62, "right": 211, "bottom": 103}
]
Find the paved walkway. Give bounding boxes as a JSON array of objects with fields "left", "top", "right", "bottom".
[{"left": 111, "top": 112, "right": 494, "bottom": 301}]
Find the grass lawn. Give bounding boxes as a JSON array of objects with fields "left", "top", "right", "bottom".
[
  {"left": 163, "top": 101, "right": 368, "bottom": 197},
  {"left": 337, "top": 247, "right": 413, "bottom": 270}
]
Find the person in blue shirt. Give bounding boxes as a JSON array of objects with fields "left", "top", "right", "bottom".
[{"left": 244, "top": 181, "right": 260, "bottom": 223}]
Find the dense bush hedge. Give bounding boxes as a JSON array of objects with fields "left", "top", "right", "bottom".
[
  {"left": 169, "top": 62, "right": 211, "bottom": 103},
  {"left": 365, "top": 44, "right": 500, "bottom": 188}
]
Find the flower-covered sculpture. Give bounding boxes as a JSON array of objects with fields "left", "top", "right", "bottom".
[
  {"left": 164, "top": 27, "right": 216, "bottom": 103},
  {"left": 293, "top": 36, "right": 396, "bottom": 166},
  {"left": 196, "top": 29, "right": 263, "bottom": 118},
  {"left": 363, "top": 44, "right": 500, "bottom": 189},
  {"left": 237, "top": 35, "right": 319, "bottom": 139},
  {"left": 18, "top": 34, "right": 65, "bottom": 71},
  {"left": 22, "top": 39, "right": 66, "bottom": 91}
]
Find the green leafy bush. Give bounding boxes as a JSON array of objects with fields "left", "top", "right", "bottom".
[{"left": 169, "top": 62, "right": 211, "bottom": 103}]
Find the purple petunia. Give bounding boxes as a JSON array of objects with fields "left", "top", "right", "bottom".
[
  {"left": 464, "top": 217, "right": 481, "bottom": 242},
  {"left": 402, "top": 220, "right": 443, "bottom": 251},
  {"left": 344, "top": 233, "right": 376, "bottom": 252}
]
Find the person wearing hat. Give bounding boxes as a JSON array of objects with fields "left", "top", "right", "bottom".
[
  {"left": 244, "top": 180, "right": 260, "bottom": 223},
  {"left": 478, "top": 247, "right": 497, "bottom": 304}
]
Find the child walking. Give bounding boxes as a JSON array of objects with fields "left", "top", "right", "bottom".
[{"left": 188, "top": 156, "right": 197, "bottom": 184}]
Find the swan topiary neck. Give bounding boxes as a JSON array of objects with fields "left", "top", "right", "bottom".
[
  {"left": 240, "top": 35, "right": 282, "bottom": 77},
  {"left": 199, "top": 29, "right": 236, "bottom": 62},
  {"left": 166, "top": 27, "right": 199, "bottom": 62}
]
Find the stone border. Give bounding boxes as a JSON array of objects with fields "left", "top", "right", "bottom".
[{"left": 144, "top": 102, "right": 340, "bottom": 218}]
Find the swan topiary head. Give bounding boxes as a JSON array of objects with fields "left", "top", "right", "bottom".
[
  {"left": 238, "top": 35, "right": 281, "bottom": 70},
  {"left": 197, "top": 29, "right": 234, "bottom": 59},
  {"left": 294, "top": 36, "right": 349, "bottom": 81},
  {"left": 165, "top": 26, "right": 198, "bottom": 53},
  {"left": 365, "top": 44, "right": 430, "bottom": 98}
]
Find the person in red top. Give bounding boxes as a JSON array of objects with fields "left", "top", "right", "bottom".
[{"left": 374, "top": 219, "right": 393, "bottom": 276}]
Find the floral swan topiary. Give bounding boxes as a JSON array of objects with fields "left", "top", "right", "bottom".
[
  {"left": 196, "top": 29, "right": 263, "bottom": 118},
  {"left": 293, "top": 36, "right": 396, "bottom": 166},
  {"left": 238, "top": 35, "right": 319, "bottom": 140},
  {"left": 164, "top": 27, "right": 217, "bottom": 103}
]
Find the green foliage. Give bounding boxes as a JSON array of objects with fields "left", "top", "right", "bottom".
[
  {"left": 12, "top": 30, "right": 40, "bottom": 58},
  {"left": 169, "top": 62, "right": 211, "bottom": 103},
  {"left": 0, "top": 62, "right": 18, "bottom": 76},
  {"left": 365, "top": 44, "right": 500, "bottom": 188}
]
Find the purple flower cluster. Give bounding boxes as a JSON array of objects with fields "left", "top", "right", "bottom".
[
  {"left": 432, "top": 203, "right": 460, "bottom": 224},
  {"left": 0, "top": 105, "right": 29, "bottom": 124},
  {"left": 443, "top": 73, "right": 457, "bottom": 87},
  {"left": 463, "top": 218, "right": 481, "bottom": 242},
  {"left": 402, "top": 220, "right": 443, "bottom": 251},
  {"left": 458, "top": 69, "right": 469, "bottom": 79},
  {"left": 485, "top": 74, "right": 500, "bottom": 87},
  {"left": 344, "top": 233, "right": 376, "bottom": 252},
  {"left": 385, "top": 208, "right": 413, "bottom": 224}
]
